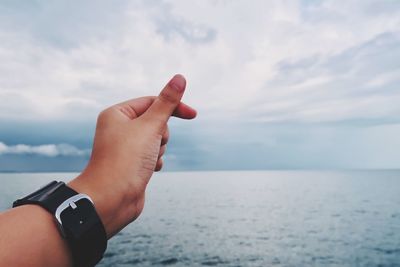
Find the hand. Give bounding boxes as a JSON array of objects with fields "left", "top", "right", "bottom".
[{"left": 68, "top": 74, "right": 196, "bottom": 237}]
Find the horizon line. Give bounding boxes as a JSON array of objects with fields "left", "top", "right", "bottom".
[{"left": 0, "top": 168, "right": 399, "bottom": 174}]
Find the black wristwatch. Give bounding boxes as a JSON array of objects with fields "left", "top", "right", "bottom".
[{"left": 13, "top": 181, "right": 107, "bottom": 267}]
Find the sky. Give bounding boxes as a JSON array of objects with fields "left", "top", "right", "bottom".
[{"left": 0, "top": 0, "right": 400, "bottom": 171}]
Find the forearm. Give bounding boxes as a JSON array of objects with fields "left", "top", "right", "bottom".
[
  {"left": 0, "top": 172, "right": 137, "bottom": 267},
  {"left": 0, "top": 205, "right": 72, "bottom": 267},
  {"left": 0, "top": 169, "right": 142, "bottom": 267}
]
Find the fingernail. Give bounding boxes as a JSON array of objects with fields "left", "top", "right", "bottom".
[{"left": 169, "top": 74, "right": 186, "bottom": 93}]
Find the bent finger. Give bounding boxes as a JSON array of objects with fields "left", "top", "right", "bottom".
[
  {"left": 155, "top": 158, "right": 163, "bottom": 172},
  {"left": 161, "top": 127, "right": 169, "bottom": 146},
  {"left": 173, "top": 102, "right": 197, "bottom": 120},
  {"left": 158, "top": 145, "right": 167, "bottom": 159},
  {"left": 114, "top": 96, "right": 156, "bottom": 120},
  {"left": 116, "top": 96, "right": 196, "bottom": 120}
]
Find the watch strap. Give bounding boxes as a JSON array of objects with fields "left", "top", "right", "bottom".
[
  {"left": 13, "top": 181, "right": 107, "bottom": 267},
  {"left": 13, "top": 181, "right": 77, "bottom": 213}
]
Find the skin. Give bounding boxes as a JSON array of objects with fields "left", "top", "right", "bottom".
[{"left": 0, "top": 74, "right": 197, "bottom": 267}]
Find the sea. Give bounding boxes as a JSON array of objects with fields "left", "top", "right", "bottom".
[{"left": 0, "top": 171, "right": 399, "bottom": 267}]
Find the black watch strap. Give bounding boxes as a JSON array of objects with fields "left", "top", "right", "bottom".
[{"left": 13, "top": 181, "right": 107, "bottom": 267}]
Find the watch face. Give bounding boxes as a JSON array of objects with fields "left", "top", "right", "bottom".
[{"left": 60, "top": 199, "right": 100, "bottom": 238}]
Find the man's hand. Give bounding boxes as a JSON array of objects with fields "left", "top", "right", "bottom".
[
  {"left": 0, "top": 74, "right": 196, "bottom": 267},
  {"left": 68, "top": 74, "right": 196, "bottom": 237}
]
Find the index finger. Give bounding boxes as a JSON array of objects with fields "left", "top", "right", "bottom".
[{"left": 115, "top": 97, "right": 197, "bottom": 120}]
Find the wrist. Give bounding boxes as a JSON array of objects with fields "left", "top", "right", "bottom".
[{"left": 68, "top": 168, "right": 144, "bottom": 238}]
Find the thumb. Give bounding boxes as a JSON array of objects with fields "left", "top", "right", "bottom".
[{"left": 142, "top": 74, "right": 186, "bottom": 130}]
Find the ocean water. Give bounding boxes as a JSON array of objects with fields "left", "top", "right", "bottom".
[{"left": 0, "top": 171, "right": 399, "bottom": 267}]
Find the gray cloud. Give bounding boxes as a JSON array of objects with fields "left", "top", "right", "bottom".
[
  {"left": 0, "top": 0, "right": 400, "bottom": 171},
  {"left": 152, "top": 1, "right": 217, "bottom": 44},
  {"left": 1, "top": 0, "right": 399, "bottom": 123},
  {"left": 249, "top": 32, "right": 400, "bottom": 124}
]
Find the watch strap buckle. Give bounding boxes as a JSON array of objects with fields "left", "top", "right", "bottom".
[{"left": 55, "top": 193, "right": 94, "bottom": 237}]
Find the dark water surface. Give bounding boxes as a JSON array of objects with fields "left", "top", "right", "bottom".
[{"left": 1, "top": 171, "right": 399, "bottom": 266}]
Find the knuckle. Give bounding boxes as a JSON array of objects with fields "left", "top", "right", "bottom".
[
  {"left": 156, "top": 160, "right": 163, "bottom": 171},
  {"left": 97, "top": 108, "right": 111, "bottom": 123},
  {"left": 159, "top": 145, "right": 167, "bottom": 157},
  {"left": 161, "top": 133, "right": 169, "bottom": 145}
]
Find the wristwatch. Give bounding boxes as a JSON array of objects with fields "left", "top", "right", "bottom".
[{"left": 13, "top": 181, "right": 107, "bottom": 267}]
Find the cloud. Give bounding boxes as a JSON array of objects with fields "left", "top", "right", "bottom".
[
  {"left": 0, "top": 141, "right": 90, "bottom": 157},
  {"left": 248, "top": 32, "right": 400, "bottom": 124},
  {"left": 0, "top": 0, "right": 400, "bottom": 170},
  {"left": 0, "top": 0, "right": 398, "bottom": 123}
]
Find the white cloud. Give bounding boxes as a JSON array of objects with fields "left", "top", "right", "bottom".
[
  {"left": 0, "top": 141, "right": 89, "bottom": 157},
  {"left": 0, "top": 0, "right": 399, "bottom": 123}
]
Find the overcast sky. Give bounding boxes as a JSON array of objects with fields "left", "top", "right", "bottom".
[{"left": 0, "top": 0, "right": 400, "bottom": 171}]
